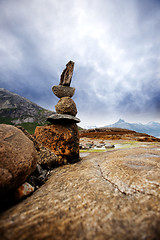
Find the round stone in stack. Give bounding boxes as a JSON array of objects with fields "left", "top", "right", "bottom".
[
  {"left": 52, "top": 85, "right": 75, "bottom": 98},
  {"left": 55, "top": 97, "right": 77, "bottom": 116}
]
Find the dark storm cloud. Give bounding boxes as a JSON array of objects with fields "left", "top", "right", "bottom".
[{"left": 0, "top": 0, "right": 160, "bottom": 126}]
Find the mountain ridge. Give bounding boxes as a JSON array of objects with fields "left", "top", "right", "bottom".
[
  {"left": 104, "top": 119, "right": 160, "bottom": 138},
  {"left": 0, "top": 88, "right": 53, "bottom": 132}
]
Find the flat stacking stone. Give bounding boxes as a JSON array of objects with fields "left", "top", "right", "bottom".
[
  {"left": 47, "top": 113, "right": 80, "bottom": 123},
  {"left": 52, "top": 85, "right": 75, "bottom": 98},
  {"left": 55, "top": 97, "right": 77, "bottom": 116}
]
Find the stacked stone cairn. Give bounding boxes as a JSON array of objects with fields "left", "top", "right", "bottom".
[{"left": 35, "top": 61, "right": 80, "bottom": 163}]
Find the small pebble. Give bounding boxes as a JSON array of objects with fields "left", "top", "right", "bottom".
[{"left": 15, "top": 182, "right": 35, "bottom": 200}]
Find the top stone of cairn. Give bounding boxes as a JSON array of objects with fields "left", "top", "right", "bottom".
[
  {"left": 59, "top": 60, "right": 75, "bottom": 86},
  {"left": 52, "top": 60, "right": 75, "bottom": 98}
]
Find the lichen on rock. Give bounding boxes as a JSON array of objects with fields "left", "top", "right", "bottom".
[{"left": 35, "top": 123, "right": 79, "bottom": 162}]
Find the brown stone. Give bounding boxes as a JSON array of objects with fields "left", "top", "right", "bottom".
[
  {"left": 16, "top": 126, "right": 60, "bottom": 168},
  {"left": 0, "top": 144, "right": 160, "bottom": 239},
  {"left": 55, "top": 97, "right": 77, "bottom": 116},
  {"left": 0, "top": 124, "right": 39, "bottom": 195},
  {"left": 79, "top": 128, "right": 160, "bottom": 142},
  {"left": 59, "top": 60, "right": 74, "bottom": 86},
  {"left": 35, "top": 123, "right": 79, "bottom": 162},
  {"left": 52, "top": 85, "right": 75, "bottom": 98}
]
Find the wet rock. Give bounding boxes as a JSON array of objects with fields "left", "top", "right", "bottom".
[
  {"left": 79, "top": 143, "right": 83, "bottom": 149},
  {"left": 47, "top": 113, "right": 80, "bottom": 123},
  {"left": 0, "top": 124, "right": 39, "bottom": 195},
  {"left": 95, "top": 143, "right": 104, "bottom": 148},
  {"left": 35, "top": 123, "right": 80, "bottom": 162},
  {"left": 81, "top": 143, "right": 93, "bottom": 150},
  {"left": 52, "top": 85, "right": 75, "bottom": 98},
  {"left": 55, "top": 97, "right": 77, "bottom": 116}
]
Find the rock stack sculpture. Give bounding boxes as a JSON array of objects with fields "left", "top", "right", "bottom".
[{"left": 35, "top": 61, "right": 80, "bottom": 163}]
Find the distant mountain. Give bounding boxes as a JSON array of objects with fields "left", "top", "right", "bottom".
[
  {"left": 105, "top": 119, "right": 160, "bottom": 138},
  {"left": 0, "top": 88, "right": 53, "bottom": 133}
]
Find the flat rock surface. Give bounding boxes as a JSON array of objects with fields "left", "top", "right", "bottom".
[{"left": 0, "top": 143, "right": 160, "bottom": 240}]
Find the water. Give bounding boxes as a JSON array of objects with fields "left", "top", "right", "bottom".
[
  {"left": 80, "top": 152, "right": 90, "bottom": 157},
  {"left": 115, "top": 143, "right": 138, "bottom": 149}
]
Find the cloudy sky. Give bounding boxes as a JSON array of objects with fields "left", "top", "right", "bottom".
[{"left": 0, "top": 0, "right": 160, "bottom": 127}]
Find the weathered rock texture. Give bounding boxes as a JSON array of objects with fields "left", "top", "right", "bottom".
[
  {"left": 0, "top": 124, "right": 38, "bottom": 194},
  {"left": 52, "top": 85, "right": 75, "bottom": 98},
  {"left": 60, "top": 60, "right": 74, "bottom": 86},
  {"left": 0, "top": 144, "right": 160, "bottom": 239},
  {"left": 35, "top": 123, "right": 79, "bottom": 162},
  {"left": 55, "top": 97, "right": 77, "bottom": 116},
  {"left": 16, "top": 126, "right": 65, "bottom": 168}
]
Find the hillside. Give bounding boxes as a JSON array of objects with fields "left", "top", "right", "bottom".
[
  {"left": 0, "top": 88, "right": 53, "bottom": 133},
  {"left": 104, "top": 119, "right": 160, "bottom": 138},
  {"left": 79, "top": 127, "right": 160, "bottom": 142}
]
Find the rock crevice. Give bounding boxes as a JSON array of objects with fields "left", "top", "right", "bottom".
[{"left": 96, "top": 163, "right": 127, "bottom": 195}]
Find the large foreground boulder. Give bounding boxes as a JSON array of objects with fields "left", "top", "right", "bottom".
[
  {"left": 0, "top": 124, "right": 39, "bottom": 194},
  {"left": 35, "top": 123, "right": 79, "bottom": 162}
]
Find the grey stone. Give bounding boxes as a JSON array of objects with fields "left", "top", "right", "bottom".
[
  {"left": 52, "top": 85, "right": 75, "bottom": 98},
  {"left": 47, "top": 113, "right": 80, "bottom": 123},
  {"left": 105, "top": 144, "right": 115, "bottom": 149}
]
